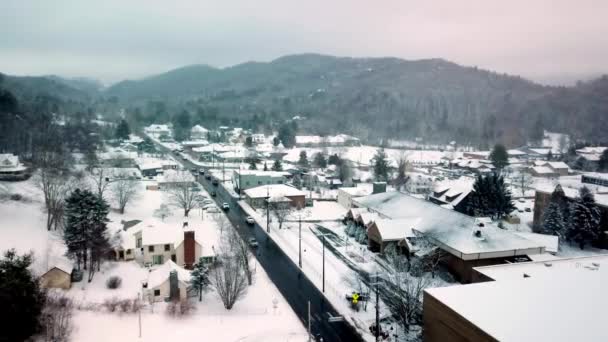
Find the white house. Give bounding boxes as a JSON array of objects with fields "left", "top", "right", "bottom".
[
  {"left": 190, "top": 125, "right": 209, "bottom": 139},
  {"left": 144, "top": 124, "right": 171, "bottom": 137},
  {"left": 145, "top": 260, "right": 192, "bottom": 302},
  {"left": 337, "top": 185, "right": 373, "bottom": 209}
]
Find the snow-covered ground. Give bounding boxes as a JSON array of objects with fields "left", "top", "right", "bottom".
[{"left": 0, "top": 169, "right": 307, "bottom": 341}]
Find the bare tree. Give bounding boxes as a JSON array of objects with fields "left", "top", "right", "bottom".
[
  {"left": 153, "top": 203, "right": 173, "bottom": 221},
  {"left": 36, "top": 164, "right": 71, "bottom": 231},
  {"left": 211, "top": 241, "right": 248, "bottom": 310},
  {"left": 165, "top": 176, "right": 202, "bottom": 217},
  {"left": 268, "top": 200, "right": 292, "bottom": 230},
  {"left": 41, "top": 292, "right": 74, "bottom": 342},
  {"left": 384, "top": 246, "right": 430, "bottom": 333},
  {"left": 110, "top": 173, "right": 139, "bottom": 214},
  {"left": 224, "top": 225, "right": 255, "bottom": 285},
  {"left": 89, "top": 167, "right": 112, "bottom": 199},
  {"left": 393, "top": 154, "right": 411, "bottom": 191},
  {"left": 517, "top": 171, "right": 533, "bottom": 197}
]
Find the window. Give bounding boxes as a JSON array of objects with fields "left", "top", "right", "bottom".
[
  {"left": 136, "top": 238, "right": 142, "bottom": 248},
  {"left": 153, "top": 255, "right": 164, "bottom": 265},
  {"left": 258, "top": 181, "right": 262, "bottom": 185},
  {"left": 154, "top": 289, "right": 160, "bottom": 296},
  {"left": 164, "top": 244, "right": 170, "bottom": 251},
  {"left": 126, "top": 249, "right": 131, "bottom": 255},
  {"left": 148, "top": 245, "right": 154, "bottom": 252}
]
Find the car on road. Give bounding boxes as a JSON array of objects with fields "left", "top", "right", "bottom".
[
  {"left": 190, "top": 168, "right": 197, "bottom": 173},
  {"left": 198, "top": 169, "right": 205, "bottom": 175},
  {"left": 210, "top": 191, "right": 216, "bottom": 197},
  {"left": 212, "top": 179, "right": 219, "bottom": 186},
  {"left": 248, "top": 237, "right": 259, "bottom": 248},
  {"left": 222, "top": 202, "right": 230, "bottom": 211},
  {"left": 205, "top": 174, "right": 212, "bottom": 180},
  {"left": 246, "top": 216, "right": 255, "bottom": 225},
  {"left": 525, "top": 207, "right": 532, "bottom": 212},
  {"left": 202, "top": 199, "right": 214, "bottom": 205}
]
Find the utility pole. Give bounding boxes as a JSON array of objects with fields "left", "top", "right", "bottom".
[
  {"left": 322, "top": 234, "right": 326, "bottom": 293},
  {"left": 374, "top": 272, "right": 380, "bottom": 342},
  {"left": 308, "top": 301, "right": 311, "bottom": 342},
  {"left": 266, "top": 186, "right": 270, "bottom": 234},
  {"left": 138, "top": 292, "right": 142, "bottom": 338},
  {"left": 299, "top": 214, "right": 302, "bottom": 268},
  {"left": 222, "top": 159, "right": 225, "bottom": 183}
]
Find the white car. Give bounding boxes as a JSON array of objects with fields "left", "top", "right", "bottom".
[
  {"left": 246, "top": 216, "right": 255, "bottom": 225},
  {"left": 222, "top": 203, "right": 230, "bottom": 211},
  {"left": 206, "top": 206, "right": 220, "bottom": 213},
  {"left": 248, "top": 238, "right": 259, "bottom": 248}
]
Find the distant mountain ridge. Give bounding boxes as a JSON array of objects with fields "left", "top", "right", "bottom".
[{"left": 2, "top": 54, "right": 608, "bottom": 146}]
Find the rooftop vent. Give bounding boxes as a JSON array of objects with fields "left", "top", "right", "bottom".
[
  {"left": 544, "top": 262, "right": 552, "bottom": 267},
  {"left": 477, "top": 223, "right": 485, "bottom": 227},
  {"left": 474, "top": 230, "right": 482, "bottom": 238}
]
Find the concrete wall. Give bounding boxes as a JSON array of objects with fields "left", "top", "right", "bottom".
[
  {"left": 40, "top": 268, "right": 71, "bottom": 290},
  {"left": 423, "top": 291, "right": 497, "bottom": 342}
]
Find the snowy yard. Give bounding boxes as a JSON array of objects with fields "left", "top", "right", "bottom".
[{"left": 0, "top": 172, "right": 307, "bottom": 342}]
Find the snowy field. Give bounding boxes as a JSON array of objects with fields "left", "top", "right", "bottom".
[{"left": 0, "top": 171, "right": 307, "bottom": 342}]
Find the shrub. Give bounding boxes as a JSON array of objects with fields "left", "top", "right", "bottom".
[
  {"left": 165, "top": 299, "right": 194, "bottom": 317},
  {"left": 9, "top": 193, "right": 23, "bottom": 201},
  {"left": 106, "top": 276, "right": 122, "bottom": 289},
  {"left": 41, "top": 293, "right": 74, "bottom": 342},
  {"left": 103, "top": 298, "right": 120, "bottom": 312},
  {"left": 118, "top": 299, "right": 132, "bottom": 313}
]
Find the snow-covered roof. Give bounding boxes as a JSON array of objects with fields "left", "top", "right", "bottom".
[
  {"left": 358, "top": 212, "right": 379, "bottom": 226},
  {"left": 43, "top": 257, "right": 73, "bottom": 275},
  {"left": 147, "top": 260, "right": 191, "bottom": 289},
  {"left": 181, "top": 140, "right": 209, "bottom": 147},
  {"left": 145, "top": 124, "right": 171, "bottom": 132},
  {"left": 513, "top": 232, "right": 559, "bottom": 254},
  {"left": 372, "top": 218, "right": 420, "bottom": 241},
  {"left": 234, "top": 170, "right": 289, "bottom": 178},
  {"left": 535, "top": 178, "right": 608, "bottom": 207},
  {"left": 339, "top": 186, "right": 373, "bottom": 197},
  {"left": 295, "top": 134, "right": 359, "bottom": 145},
  {"left": 474, "top": 254, "right": 608, "bottom": 282},
  {"left": 0, "top": 153, "right": 26, "bottom": 172},
  {"left": 426, "top": 255, "right": 608, "bottom": 341},
  {"left": 531, "top": 166, "right": 554, "bottom": 174},
  {"left": 191, "top": 125, "right": 208, "bottom": 133},
  {"left": 355, "top": 191, "right": 544, "bottom": 259},
  {"left": 432, "top": 177, "right": 474, "bottom": 206},
  {"left": 244, "top": 184, "right": 305, "bottom": 199}
]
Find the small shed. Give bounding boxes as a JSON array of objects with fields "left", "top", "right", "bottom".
[
  {"left": 145, "top": 260, "right": 191, "bottom": 302},
  {"left": 40, "top": 262, "right": 73, "bottom": 289}
]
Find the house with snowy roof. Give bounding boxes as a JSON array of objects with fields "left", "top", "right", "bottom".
[
  {"left": 190, "top": 125, "right": 208, "bottom": 139},
  {"left": 353, "top": 191, "right": 545, "bottom": 282},
  {"left": 244, "top": 184, "right": 306, "bottom": 209},
  {"left": 424, "top": 254, "right": 608, "bottom": 342},
  {"left": 144, "top": 124, "right": 171, "bottom": 137},
  {"left": 0, "top": 153, "right": 29, "bottom": 180},
  {"left": 144, "top": 260, "right": 192, "bottom": 302},
  {"left": 39, "top": 259, "right": 74, "bottom": 290},
  {"left": 530, "top": 161, "right": 570, "bottom": 177},
  {"left": 576, "top": 146, "right": 607, "bottom": 162},
  {"left": 429, "top": 177, "right": 475, "bottom": 212},
  {"left": 367, "top": 218, "right": 421, "bottom": 253}
]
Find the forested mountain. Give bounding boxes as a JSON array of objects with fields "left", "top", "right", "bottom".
[{"left": 2, "top": 54, "right": 608, "bottom": 147}]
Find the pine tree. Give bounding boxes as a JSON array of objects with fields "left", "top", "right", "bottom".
[
  {"left": 464, "top": 173, "right": 515, "bottom": 219},
  {"left": 599, "top": 149, "right": 608, "bottom": 172},
  {"left": 64, "top": 189, "right": 110, "bottom": 275},
  {"left": 190, "top": 258, "right": 211, "bottom": 302},
  {"left": 298, "top": 151, "right": 309, "bottom": 168},
  {"left": 489, "top": 144, "right": 509, "bottom": 170},
  {"left": 393, "top": 157, "right": 410, "bottom": 191},
  {"left": 263, "top": 161, "right": 268, "bottom": 171},
  {"left": 541, "top": 201, "right": 565, "bottom": 236},
  {"left": 313, "top": 152, "right": 327, "bottom": 169},
  {"left": 271, "top": 159, "right": 283, "bottom": 171},
  {"left": 115, "top": 119, "right": 130, "bottom": 141},
  {"left": 372, "top": 148, "right": 389, "bottom": 182},
  {"left": 248, "top": 159, "right": 257, "bottom": 170},
  {"left": 0, "top": 250, "right": 45, "bottom": 342},
  {"left": 567, "top": 187, "right": 601, "bottom": 249}
]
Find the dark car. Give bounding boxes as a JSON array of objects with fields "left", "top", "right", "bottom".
[
  {"left": 198, "top": 169, "right": 205, "bottom": 175},
  {"left": 212, "top": 179, "right": 219, "bottom": 186},
  {"left": 205, "top": 174, "right": 212, "bottom": 180},
  {"left": 210, "top": 191, "right": 217, "bottom": 197}
]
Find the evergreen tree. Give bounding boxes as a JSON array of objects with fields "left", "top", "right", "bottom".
[
  {"left": 541, "top": 201, "right": 565, "bottom": 237},
  {"left": 190, "top": 258, "right": 211, "bottom": 302},
  {"left": 489, "top": 144, "right": 509, "bottom": 170},
  {"left": 248, "top": 159, "right": 257, "bottom": 170},
  {"left": 263, "top": 161, "right": 268, "bottom": 171},
  {"left": 567, "top": 187, "right": 601, "bottom": 249},
  {"left": 372, "top": 148, "right": 389, "bottom": 182},
  {"left": 0, "top": 249, "right": 45, "bottom": 342},
  {"left": 393, "top": 157, "right": 410, "bottom": 191},
  {"left": 298, "top": 150, "right": 309, "bottom": 168},
  {"left": 278, "top": 121, "right": 297, "bottom": 148},
  {"left": 272, "top": 136, "right": 280, "bottom": 147},
  {"left": 599, "top": 149, "right": 608, "bottom": 171},
  {"left": 313, "top": 152, "right": 327, "bottom": 169},
  {"left": 115, "top": 119, "right": 130, "bottom": 141},
  {"left": 464, "top": 173, "right": 515, "bottom": 219},
  {"left": 64, "top": 189, "right": 110, "bottom": 275},
  {"left": 292, "top": 174, "right": 302, "bottom": 189},
  {"left": 172, "top": 110, "right": 191, "bottom": 141},
  {"left": 328, "top": 154, "right": 340, "bottom": 165},
  {"left": 244, "top": 136, "right": 253, "bottom": 148},
  {"left": 271, "top": 159, "right": 283, "bottom": 171}
]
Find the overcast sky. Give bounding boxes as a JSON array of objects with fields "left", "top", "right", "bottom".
[{"left": 1, "top": 0, "right": 607, "bottom": 85}]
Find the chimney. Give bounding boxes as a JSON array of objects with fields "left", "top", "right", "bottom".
[
  {"left": 169, "top": 270, "right": 179, "bottom": 301},
  {"left": 372, "top": 182, "right": 387, "bottom": 194},
  {"left": 184, "top": 231, "right": 195, "bottom": 269}
]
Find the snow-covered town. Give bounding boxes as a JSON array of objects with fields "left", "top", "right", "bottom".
[{"left": 2, "top": 3, "right": 608, "bottom": 341}]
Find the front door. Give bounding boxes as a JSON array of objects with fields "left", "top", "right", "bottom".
[
  {"left": 119, "top": 251, "right": 124, "bottom": 260},
  {"left": 171, "top": 254, "right": 176, "bottom": 262}
]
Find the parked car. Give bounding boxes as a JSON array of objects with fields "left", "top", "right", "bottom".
[
  {"left": 212, "top": 179, "right": 219, "bottom": 186},
  {"left": 206, "top": 206, "right": 220, "bottom": 213},
  {"left": 222, "top": 203, "right": 230, "bottom": 211},
  {"left": 210, "top": 191, "right": 217, "bottom": 197},
  {"left": 525, "top": 208, "right": 532, "bottom": 212},
  {"left": 248, "top": 237, "right": 259, "bottom": 248},
  {"left": 202, "top": 203, "right": 216, "bottom": 210},
  {"left": 199, "top": 169, "right": 205, "bottom": 175},
  {"left": 202, "top": 199, "right": 214, "bottom": 205},
  {"left": 205, "top": 174, "right": 212, "bottom": 180},
  {"left": 246, "top": 216, "right": 255, "bottom": 225}
]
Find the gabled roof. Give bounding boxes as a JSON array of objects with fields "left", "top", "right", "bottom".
[
  {"left": 372, "top": 218, "right": 420, "bottom": 241},
  {"left": 147, "top": 260, "right": 191, "bottom": 288}
]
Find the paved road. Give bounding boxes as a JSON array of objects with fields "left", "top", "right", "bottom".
[{"left": 167, "top": 151, "right": 365, "bottom": 342}]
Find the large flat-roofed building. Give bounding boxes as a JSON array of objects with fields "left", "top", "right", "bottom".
[
  {"left": 232, "top": 170, "right": 289, "bottom": 191},
  {"left": 424, "top": 255, "right": 608, "bottom": 342},
  {"left": 244, "top": 184, "right": 306, "bottom": 209}
]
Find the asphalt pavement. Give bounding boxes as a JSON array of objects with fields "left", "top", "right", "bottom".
[{"left": 167, "top": 151, "right": 365, "bottom": 342}]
